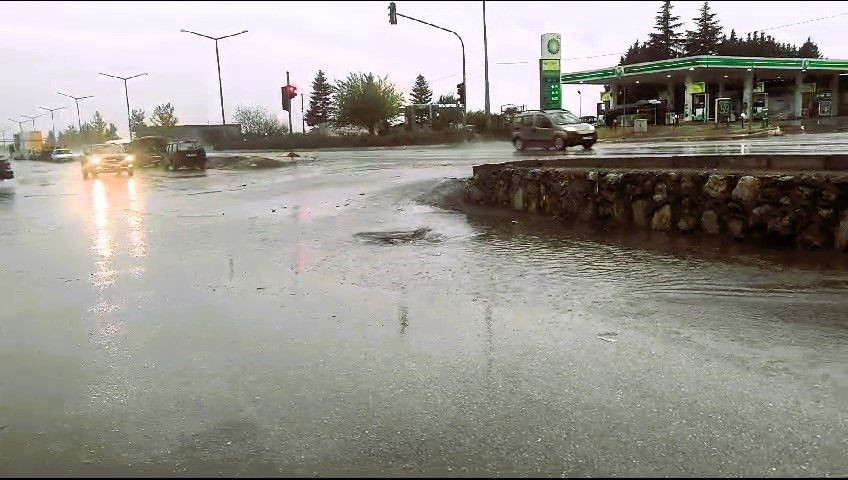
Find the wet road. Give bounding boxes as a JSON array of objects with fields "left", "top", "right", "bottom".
[{"left": 1, "top": 139, "right": 847, "bottom": 476}]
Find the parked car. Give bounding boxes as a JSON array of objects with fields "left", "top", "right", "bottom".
[
  {"left": 511, "top": 109, "right": 597, "bottom": 151},
  {"left": 80, "top": 143, "right": 134, "bottom": 179},
  {"left": 164, "top": 140, "right": 207, "bottom": 171},
  {"left": 0, "top": 156, "right": 14, "bottom": 181},
  {"left": 50, "top": 148, "right": 76, "bottom": 163},
  {"left": 128, "top": 136, "right": 167, "bottom": 167}
]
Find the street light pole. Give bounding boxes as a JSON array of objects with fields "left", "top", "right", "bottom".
[
  {"left": 9, "top": 119, "right": 25, "bottom": 134},
  {"left": 389, "top": 6, "right": 467, "bottom": 127},
  {"left": 21, "top": 114, "right": 43, "bottom": 131},
  {"left": 57, "top": 92, "right": 94, "bottom": 132},
  {"left": 98, "top": 72, "right": 148, "bottom": 141},
  {"left": 482, "top": 0, "right": 491, "bottom": 129},
  {"left": 180, "top": 29, "right": 248, "bottom": 126},
  {"left": 577, "top": 90, "right": 582, "bottom": 117},
  {"left": 38, "top": 106, "right": 66, "bottom": 146}
]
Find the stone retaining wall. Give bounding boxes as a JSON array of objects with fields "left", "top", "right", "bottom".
[{"left": 466, "top": 163, "right": 848, "bottom": 250}]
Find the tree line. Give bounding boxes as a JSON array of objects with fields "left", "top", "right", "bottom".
[
  {"left": 620, "top": 1, "right": 823, "bottom": 65},
  {"left": 57, "top": 102, "right": 179, "bottom": 147}
]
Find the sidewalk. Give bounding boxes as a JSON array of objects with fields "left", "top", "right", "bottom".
[
  {"left": 598, "top": 116, "right": 848, "bottom": 144},
  {"left": 598, "top": 123, "right": 777, "bottom": 144}
]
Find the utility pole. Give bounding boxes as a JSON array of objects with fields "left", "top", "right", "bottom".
[
  {"left": 180, "top": 29, "right": 248, "bottom": 127},
  {"left": 388, "top": 2, "right": 466, "bottom": 127},
  {"left": 301, "top": 93, "right": 305, "bottom": 133},
  {"left": 286, "top": 71, "right": 293, "bottom": 135},
  {"left": 482, "top": 0, "right": 491, "bottom": 129},
  {"left": 57, "top": 92, "right": 94, "bottom": 132},
  {"left": 98, "top": 72, "right": 148, "bottom": 141},
  {"left": 38, "top": 106, "right": 66, "bottom": 146}
]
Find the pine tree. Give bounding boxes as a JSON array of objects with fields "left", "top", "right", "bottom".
[
  {"left": 798, "top": 36, "right": 822, "bottom": 58},
  {"left": 409, "top": 74, "right": 433, "bottom": 124},
  {"left": 647, "top": 0, "right": 684, "bottom": 59},
  {"left": 685, "top": 2, "right": 723, "bottom": 56},
  {"left": 305, "top": 70, "right": 334, "bottom": 129}
]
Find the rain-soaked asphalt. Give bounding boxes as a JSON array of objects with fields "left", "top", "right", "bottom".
[{"left": 1, "top": 137, "right": 847, "bottom": 476}]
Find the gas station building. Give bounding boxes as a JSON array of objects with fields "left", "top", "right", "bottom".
[{"left": 560, "top": 56, "right": 848, "bottom": 124}]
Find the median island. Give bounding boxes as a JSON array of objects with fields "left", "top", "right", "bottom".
[{"left": 466, "top": 154, "right": 848, "bottom": 251}]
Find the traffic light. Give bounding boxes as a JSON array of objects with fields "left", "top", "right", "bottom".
[
  {"left": 281, "top": 85, "right": 298, "bottom": 112},
  {"left": 388, "top": 2, "right": 397, "bottom": 25},
  {"left": 456, "top": 82, "right": 465, "bottom": 105}
]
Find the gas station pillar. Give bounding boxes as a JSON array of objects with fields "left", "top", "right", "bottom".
[
  {"left": 831, "top": 75, "right": 840, "bottom": 117},
  {"left": 684, "top": 72, "right": 694, "bottom": 121},
  {"left": 743, "top": 70, "right": 753, "bottom": 121},
  {"left": 609, "top": 81, "right": 618, "bottom": 109},
  {"left": 794, "top": 71, "right": 804, "bottom": 118}
]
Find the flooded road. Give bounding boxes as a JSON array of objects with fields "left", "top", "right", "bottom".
[{"left": 1, "top": 141, "right": 846, "bottom": 476}]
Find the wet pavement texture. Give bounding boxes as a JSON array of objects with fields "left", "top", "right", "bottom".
[{"left": 1, "top": 138, "right": 847, "bottom": 476}]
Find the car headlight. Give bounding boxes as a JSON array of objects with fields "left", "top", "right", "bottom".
[
  {"left": 91, "top": 156, "right": 101, "bottom": 164},
  {"left": 563, "top": 126, "right": 578, "bottom": 132},
  {"left": 125, "top": 154, "right": 135, "bottom": 163}
]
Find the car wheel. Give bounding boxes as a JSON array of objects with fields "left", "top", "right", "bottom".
[
  {"left": 199, "top": 161, "right": 207, "bottom": 170},
  {"left": 553, "top": 136, "right": 566, "bottom": 151},
  {"left": 513, "top": 138, "right": 525, "bottom": 152},
  {"left": 582, "top": 142, "right": 595, "bottom": 150}
]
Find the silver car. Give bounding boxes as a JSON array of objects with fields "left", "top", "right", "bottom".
[{"left": 511, "top": 109, "right": 597, "bottom": 151}]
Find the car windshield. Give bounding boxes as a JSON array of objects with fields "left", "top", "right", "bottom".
[
  {"left": 53, "top": 149, "right": 72, "bottom": 155},
  {"left": 178, "top": 141, "right": 201, "bottom": 150},
  {"left": 91, "top": 144, "right": 124, "bottom": 154},
  {"left": 548, "top": 111, "right": 581, "bottom": 125}
]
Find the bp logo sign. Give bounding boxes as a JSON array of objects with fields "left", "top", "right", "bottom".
[{"left": 546, "top": 37, "right": 560, "bottom": 56}]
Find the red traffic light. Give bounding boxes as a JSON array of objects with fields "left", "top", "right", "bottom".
[{"left": 284, "top": 85, "right": 298, "bottom": 99}]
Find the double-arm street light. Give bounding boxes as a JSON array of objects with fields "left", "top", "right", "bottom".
[
  {"left": 9, "top": 118, "right": 25, "bottom": 134},
  {"left": 57, "top": 92, "right": 94, "bottom": 132},
  {"left": 21, "top": 114, "right": 44, "bottom": 131},
  {"left": 179, "top": 28, "right": 248, "bottom": 126},
  {"left": 98, "top": 72, "right": 148, "bottom": 141},
  {"left": 388, "top": 2, "right": 466, "bottom": 127},
  {"left": 38, "top": 106, "right": 66, "bottom": 145}
]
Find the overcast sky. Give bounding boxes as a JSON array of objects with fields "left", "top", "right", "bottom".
[{"left": 2, "top": 1, "right": 847, "bottom": 137}]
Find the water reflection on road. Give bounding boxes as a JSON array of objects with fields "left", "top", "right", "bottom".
[{"left": 0, "top": 140, "right": 847, "bottom": 476}]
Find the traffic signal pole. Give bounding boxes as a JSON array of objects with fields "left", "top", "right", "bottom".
[
  {"left": 286, "top": 71, "right": 293, "bottom": 135},
  {"left": 388, "top": 4, "right": 466, "bottom": 127}
]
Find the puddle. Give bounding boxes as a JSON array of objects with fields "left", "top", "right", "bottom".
[
  {"left": 353, "top": 227, "right": 444, "bottom": 245},
  {"left": 596, "top": 332, "right": 619, "bottom": 343}
]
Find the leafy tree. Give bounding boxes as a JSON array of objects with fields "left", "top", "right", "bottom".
[
  {"left": 150, "top": 102, "right": 178, "bottom": 128},
  {"left": 233, "top": 105, "right": 286, "bottom": 136},
  {"left": 684, "top": 2, "right": 723, "bottom": 56},
  {"left": 90, "top": 111, "right": 110, "bottom": 138},
  {"left": 333, "top": 72, "right": 404, "bottom": 135},
  {"left": 798, "top": 36, "right": 822, "bottom": 58},
  {"left": 437, "top": 94, "right": 458, "bottom": 104},
  {"left": 305, "top": 70, "right": 334, "bottom": 128},
  {"left": 647, "top": 0, "right": 684, "bottom": 59},
  {"left": 130, "top": 108, "right": 147, "bottom": 134}
]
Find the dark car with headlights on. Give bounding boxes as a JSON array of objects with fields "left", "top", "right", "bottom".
[
  {"left": 164, "top": 140, "right": 207, "bottom": 171},
  {"left": 80, "top": 143, "right": 134, "bottom": 179}
]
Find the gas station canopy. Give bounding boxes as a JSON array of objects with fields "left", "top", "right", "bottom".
[{"left": 561, "top": 55, "right": 848, "bottom": 85}]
